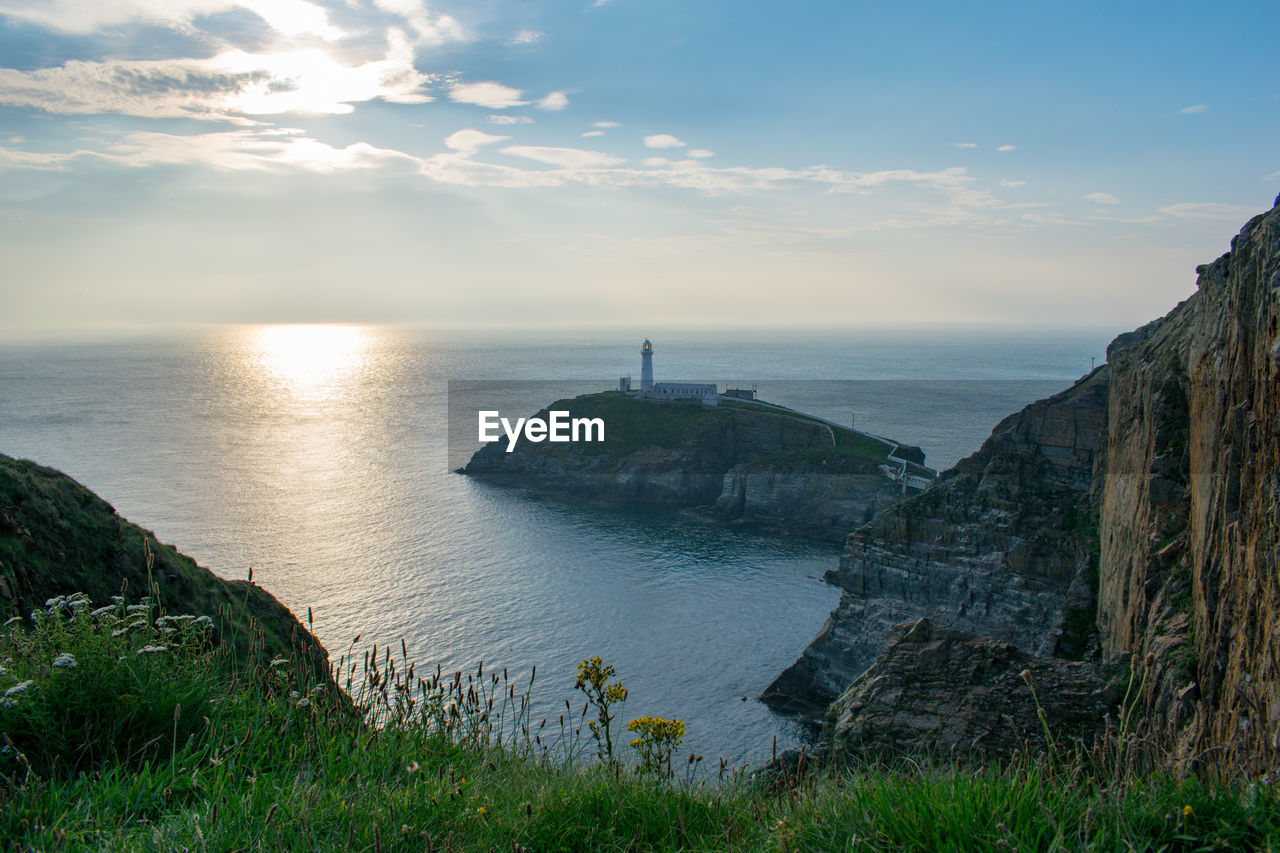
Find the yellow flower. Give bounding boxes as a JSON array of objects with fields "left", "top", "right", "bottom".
[{"left": 1182, "top": 805, "right": 1193, "bottom": 817}]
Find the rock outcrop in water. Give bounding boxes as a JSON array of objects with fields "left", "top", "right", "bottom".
[
  {"left": 463, "top": 392, "right": 932, "bottom": 540},
  {"left": 770, "top": 198, "right": 1280, "bottom": 773}
]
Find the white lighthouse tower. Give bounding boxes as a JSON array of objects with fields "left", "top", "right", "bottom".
[{"left": 640, "top": 339, "right": 654, "bottom": 393}]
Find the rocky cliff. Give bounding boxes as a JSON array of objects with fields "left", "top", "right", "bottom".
[
  {"left": 1096, "top": 198, "right": 1280, "bottom": 774},
  {"left": 0, "top": 454, "right": 331, "bottom": 684},
  {"left": 767, "top": 197, "right": 1280, "bottom": 773},
  {"left": 763, "top": 368, "right": 1107, "bottom": 714},
  {"left": 463, "top": 392, "right": 930, "bottom": 540}
]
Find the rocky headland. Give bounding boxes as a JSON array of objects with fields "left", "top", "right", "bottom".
[
  {"left": 765, "top": 197, "right": 1280, "bottom": 774},
  {"left": 462, "top": 392, "right": 934, "bottom": 541}
]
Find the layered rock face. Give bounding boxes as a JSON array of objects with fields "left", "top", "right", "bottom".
[
  {"left": 825, "top": 618, "right": 1112, "bottom": 762},
  {"left": 763, "top": 370, "right": 1107, "bottom": 714},
  {"left": 770, "top": 198, "right": 1280, "bottom": 773},
  {"left": 1096, "top": 200, "right": 1280, "bottom": 773},
  {"left": 709, "top": 461, "right": 906, "bottom": 540}
]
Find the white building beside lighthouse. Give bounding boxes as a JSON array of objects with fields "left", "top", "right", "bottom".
[{"left": 619, "top": 339, "right": 718, "bottom": 404}]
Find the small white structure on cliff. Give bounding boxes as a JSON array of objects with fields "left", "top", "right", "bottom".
[{"left": 620, "top": 339, "right": 718, "bottom": 405}]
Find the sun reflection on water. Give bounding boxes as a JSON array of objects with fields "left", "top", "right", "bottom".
[{"left": 251, "top": 324, "right": 370, "bottom": 399}]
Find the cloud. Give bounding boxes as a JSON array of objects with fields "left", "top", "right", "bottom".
[
  {"left": 537, "top": 91, "right": 569, "bottom": 111},
  {"left": 592, "top": 121, "right": 619, "bottom": 128},
  {"left": 581, "top": 130, "right": 603, "bottom": 137},
  {"left": 501, "top": 145, "right": 624, "bottom": 169},
  {"left": 954, "top": 142, "right": 978, "bottom": 149},
  {"left": 444, "top": 128, "right": 508, "bottom": 155},
  {"left": 1265, "top": 169, "right": 1280, "bottom": 182},
  {"left": 687, "top": 149, "right": 714, "bottom": 159},
  {"left": 0, "top": 122, "right": 1050, "bottom": 227},
  {"left": 489, "top": 115, "right": 533, "bottom": 125},
  {"left": 0, "top": 128, "right": 418, "bottom": 173},
  {"left": 0, "top": 0, "right": 346, "bottom": 40},
  {"left": 996, "top": 144, "right": 1016, "bottom": 152},
  {"left": 644, "top": 134, "right": 685, "bottom": 149},
  {"left": 370, "top": 0, "right": 465, "bottom": 45},
  {"left": 1179, "top": 104, "right": 1207, "bottom": 114},
  {"left": 0, "top": 29, "right": 433, "bottom": 118},
  {"left": 1000, "top": 179, "right": 1025, "bottom": 187},
  {"left": 1084, "top": 192, "right": 1120, "bottom": 204},
  {"left": 505, "top": 29, "right": 543, "bottom": 46},
  {"left": 1158, "top": 202, "right": 1260, "bottom": 220},
  {"left": 449, "top": 81, "right": 526, "bottom": 109}
]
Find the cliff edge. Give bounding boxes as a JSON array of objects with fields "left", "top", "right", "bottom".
[{"left": 769, "top": 197, "right": 1280, "bottom": 773}]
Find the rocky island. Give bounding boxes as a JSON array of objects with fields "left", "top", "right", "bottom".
[{"left": 461, "top": 389, "right": 935, "bottom": 541}]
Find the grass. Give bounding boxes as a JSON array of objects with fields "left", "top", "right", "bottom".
[{"left": 3, "top": 592, "right": 1279, "bottom": 851}]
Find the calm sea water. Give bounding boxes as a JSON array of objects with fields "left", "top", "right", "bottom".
[{"left": 0, "top": 325, "right": 1113, "bottom": 767}]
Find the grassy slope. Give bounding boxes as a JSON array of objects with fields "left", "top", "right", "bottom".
[
  {"left": 0, "top": 454, "right": 329, "bottom": 684},
  {"left": 1, "top": 456, "right": 1275, "bottom": 850}
]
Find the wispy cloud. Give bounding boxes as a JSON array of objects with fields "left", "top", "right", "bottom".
[
  {"left": 0, "top": 30, "right": 433, "bottom": 118},
  {"left": 644, "top": 133, "right": 685, "bottom": 149},
  {"left": 489, "top": 115, "right": 533, "bottom": 125},
  {"left": 581, "top": 130, "right": 603, "bottom": 137},
  {"left": 687, "top": 149, "right": 714, "bottom": 158},
  {"left": 370, "top": 0, "right": 465, "bottom": 45},
  {"left": 502, "top": 145, "right": 624, "bottom": 169},
  {"left": 954, "top": 142, "right": 977, "bottom": 149},
  {"left": 996, "top": 144, "right": 1016, "bottom": 152},
  {"left": 593, "top": 121, "right": 619, "bottom": 128},
  {"left": 449, "top": 81, "right": 526, "bottom": 109},
  {"left": 1158, "top": 202, "right": 1259, "bottom": 220},
  {"left": 1084, "top": 192, "right": 1120, "bottom": 204},
  {"left": 537, "top": 91, "right": 569, "bottom": 110},
  {"left": 1000, "top": 179, "right": 1025, "bottom": 187},
  {"left": 444, "top": 128, "right": 508, "bottom": 155},
  {"left": 505, "top": 29, "right": 544, "bottom": 46},
  {"left": 1179, "top": 104, "right": 1207, "bottom": 114},
  {"left": 0, "top": 0, "right": 347, "bottom": 40}
]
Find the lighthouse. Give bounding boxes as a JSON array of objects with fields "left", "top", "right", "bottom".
[{"left": 640, "top": 339, "right": 654, "bottom": 393}]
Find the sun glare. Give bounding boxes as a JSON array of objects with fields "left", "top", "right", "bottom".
[{"left": 252, "top": 324, "right": 370, "bottom": 398}]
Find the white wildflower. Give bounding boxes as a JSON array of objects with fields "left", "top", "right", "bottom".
[
  {"left": 194, "top": 616, "right": 214, "bottom": 628},
  {"left": 173, "top": 615, "right": 194, "bottom": 623},
  {"left": 89, "top": 605, "right": 115, "bottom": 618},
  {"left": 111, "top": 595, "right": 124, "bottom": 603},
  {"left": 155, "top": 616, "right": 173, "bottom": 626},
  {"left": 52, "top": 653, "right": 77, "bottom": 669},
  {"left": 126, "top": 604, "right": 149, "bottom": 615},
  {"left": 289, "top": 690, "right": 300, "bottom": 699},
  {"left": 44, "top": 596, "right": 65, "bottom": 609},
  {"left": 296, "top": 697, "right": 310, "bottom": 708},
  {"left": 111, "top": 628, "right": 128, "bottom": 637},
  {"left": 136, "top": 645, "right": 167, "bottom": 655},
  {"left": 67, "top": 595, "right": 90, "bottom": 609},
  {"left": 4, "top": 680, "right": 34, "bottom": 697},
  {"left": 128, "top": 620, "right": 147, "bottom": 629}
]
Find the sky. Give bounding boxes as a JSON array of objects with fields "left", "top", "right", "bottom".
[{"left": 1, "top": 0, "right": 1277, "bottom": 332}]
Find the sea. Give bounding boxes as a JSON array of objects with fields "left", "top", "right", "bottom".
[{"left": 0, "top": 324, "right": 1115, "bottom": 768}]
